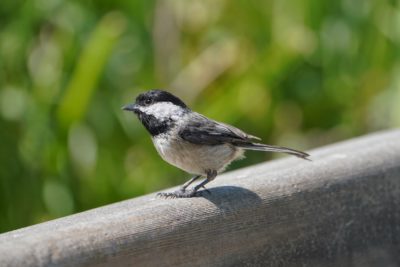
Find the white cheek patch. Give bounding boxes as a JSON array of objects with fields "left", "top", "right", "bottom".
[{"left": 141, "top": 102, "right": 185, "bottom": 121}]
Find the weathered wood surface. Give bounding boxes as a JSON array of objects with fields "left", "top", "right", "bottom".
[{"left": 1, "top": 130, "right": 400, "bottom": 267}]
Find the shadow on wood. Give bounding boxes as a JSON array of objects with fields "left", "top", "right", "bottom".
[{"left": 0, "top": 130, "right": 400, "bottom": 267}]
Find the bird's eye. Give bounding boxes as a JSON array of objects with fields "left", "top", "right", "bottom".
[{"left": 144, "top": 98, "right": 153, "bottom": 105}]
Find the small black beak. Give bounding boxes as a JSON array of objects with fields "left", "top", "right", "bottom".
[{"left": 122, "top": 103, "right": 139, "bottom": 113}]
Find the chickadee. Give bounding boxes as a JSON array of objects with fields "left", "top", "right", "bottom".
[{"left": 123, "top": 89, "right": 309, "bottom": 198}]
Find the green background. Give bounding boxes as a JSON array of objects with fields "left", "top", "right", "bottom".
[{"left": 1, "top": 0, "right": 399, "bottom": 233}]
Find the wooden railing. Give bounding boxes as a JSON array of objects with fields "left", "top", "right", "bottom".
[{"left": 1, "top": 129, "right": 400, "bottom": 266}]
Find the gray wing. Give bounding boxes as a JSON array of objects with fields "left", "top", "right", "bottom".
[{"left": 179, "top": 113, "right": 260, "bottom": 145}]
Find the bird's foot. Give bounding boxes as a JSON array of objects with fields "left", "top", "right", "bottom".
[{"left": 157, "top": 189, "right": 198, "bottom": 198}]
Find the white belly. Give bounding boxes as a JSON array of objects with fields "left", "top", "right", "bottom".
[{"left": 152, "top": 135, "right": 244, "bottom": 175}]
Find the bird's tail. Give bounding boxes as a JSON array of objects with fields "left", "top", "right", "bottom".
[{"left": 237, "top": 143, "right": 310, "bottom": 160}]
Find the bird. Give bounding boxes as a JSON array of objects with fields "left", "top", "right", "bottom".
[{"left": 123, "top": 89, "right": 309, "bottom": 198}]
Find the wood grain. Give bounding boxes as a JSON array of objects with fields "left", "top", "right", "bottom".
[{"left": 1, "top": 130, "right": 400, "bottom": 267}]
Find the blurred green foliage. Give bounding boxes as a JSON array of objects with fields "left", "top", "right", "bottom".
[{"left": 1, "top": 0, "right": 399, "bottom": 233}]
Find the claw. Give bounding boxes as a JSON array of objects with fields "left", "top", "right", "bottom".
[{"left": 157, "top": 189, "right": 198, "bottom": 198}]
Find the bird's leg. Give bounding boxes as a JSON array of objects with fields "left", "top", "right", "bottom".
[
  {"left": 180, "top": 175, "right": 202, "bottom": 191},
  {"left": 157, "top": 175, "right": 201, "bottom": 198},
  {"left": 192, "top": 170, "right": 217, "bottom": 196},
  {"left": 157, "top": 171, "right": 217, "bottom": 198}
]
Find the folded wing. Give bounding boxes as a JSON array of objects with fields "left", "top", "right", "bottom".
[
  {"left": 179, "top": 113, "right": 310, "bottom": 160},
  {"left": 179, "top": 113, "right": 259, "bottom": 145}
]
